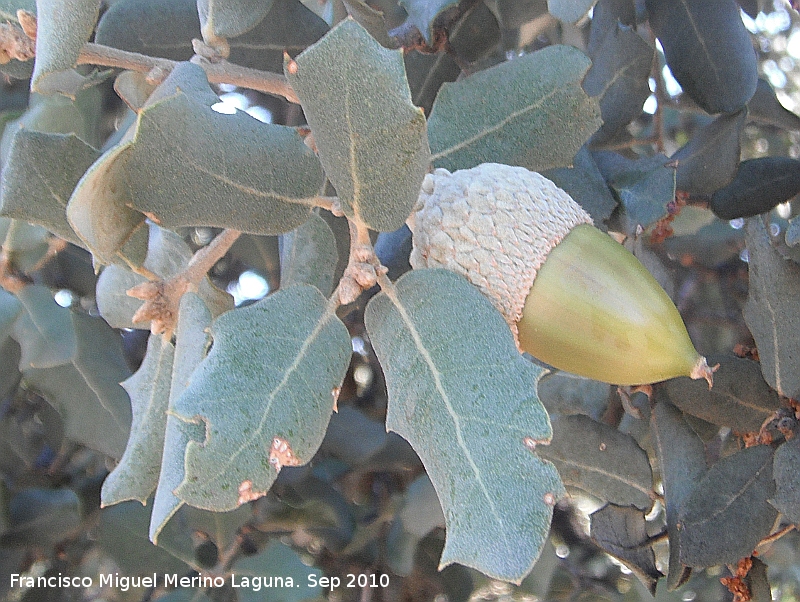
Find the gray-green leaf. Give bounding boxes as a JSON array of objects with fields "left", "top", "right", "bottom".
[
  {"left": 173, "top": 285, "right": 351, "bottom": 510},
  {"left": 771, "top": 437, "right": 800, "bottom": 525},
  {"left": 101, "top": 334, "right": 175, "bottom": 506},
  {"left": 538, "top": 414, "right": 653, "bottom": 509},
  {"left": 744, "top": 217, "right": 800, "bottom": 398},
  {"left": 364, "top": 268, "right": 563, "bottom": 584},
  {"left": 678, "top": 445, "right": 776, "bottom": 568},
  {"left": 198, "top": 0, "right": 273, "bottom": 40},
  {"left": 428, "top": 45, "right": 601, "bottom": 172},
  {"left": 287, "top": 18, "right": 430, "bottom": 232},
  {"left": 0, "top": 130, "right": 99, "bottom": 245},
  {"left": 279, "top": 212, "right": 338, "bottom": 297},
  {"left": 31, "top": 0, "right": 99, "bottom": 95}
]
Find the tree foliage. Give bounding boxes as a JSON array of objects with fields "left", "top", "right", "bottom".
[{"left": 1, "top": 0, "right": 800, "bottom": 600}]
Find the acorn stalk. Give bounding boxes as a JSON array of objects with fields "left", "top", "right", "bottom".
[{"left": 407, "top": 163, "right": 714, "bottom": 387}]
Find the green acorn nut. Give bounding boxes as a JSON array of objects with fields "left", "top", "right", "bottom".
[{"left": 407, "top": 163, "right": 714, "bottom": 387}]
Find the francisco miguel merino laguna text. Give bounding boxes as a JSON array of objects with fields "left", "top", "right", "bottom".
[{"left": 10, "top": 573, "right": 309, "bottom": 592}]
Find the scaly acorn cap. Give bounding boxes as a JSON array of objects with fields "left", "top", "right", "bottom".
[{"left": 407, "top": 163, "right": 714, "bottom": 387}]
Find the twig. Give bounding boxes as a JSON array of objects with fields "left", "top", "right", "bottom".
[
  {"left": 127, "top": 228, "right": 241, "bottom": 337},
  {"left": 9, "top": 10, "right": 298, "bottom": 104}
]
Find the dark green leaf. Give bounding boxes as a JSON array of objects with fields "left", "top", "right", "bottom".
[
  {"left": 320, "top": 405, "right": 389, "bottom": 465},
  {"left": 536, "top": 372, "right": 610, "bottom": 421},
  {"left": 151, "top": 294, "right": 212, "bottom": 542},
  {"left": 428, "top": 45, "right": 601, "bottom": 172},
  {"left": 749, "top": 78, "right": 800, "bottom": 131},
  {"left": 711, "top": 157, "right": 800, "bottom": 220},
  {"left": 770, "top": 437, "right": 800, "bottom": 524},
  {"left": 0, "top": 131, "right": 99, "bottom": 245},
  {"left": 374, "top": 225, "right": 413, "bottom": 281},
  {"left": 126, "top": 84, "right": 322, "bottom": 234},
  {"left": 665, "top": 354, "right": 781, "bottom": 433},
  {"left": 95, "top": 0, "right": 199, "bottom": 61},
  {"left": 31, "top": 0, "right": 99, "bottom": 95},
  {"left": 23, "top": 312, "right": 132, "bottom": 458},
  {"left": 673, "top": 110, "right": 745, "bottom": 195},
  {"left": 448, "top": 2, "right": 500, "bottom": 64},
  {"left": 587, "top": 0, "right": 636, "bottom": 56},
  {"left": 173, "top": 285, "right": 352, "bottom": 510},
  {"left": 341, "top": 0, "right": 397, "bottom": 48},
  {"left": 495, "top": 0, "right": 547, "bottom": 29},
  {"left": 544, "top": 145, "right": 619, "bottom": 228},
  {"left": 538, "top": 414, "right": 653, "bottom": 509},
  {"left": 398, "top": 0, "right": 458, "bottom": 44},
  {"left": 365, "top": 269, "right": 563, "bottom": 584},
  {"left": 590, "top": 504, "right": 661, "bottom": 595},
  {"left": 404, "top": 50, "right": 460, "bottom": 115},
  {"left": 114, "top": 71, "right": 158, "bottom": 112},
  {"left": 287, "top": 19, "right": 430, "bottom": 232},
  {"left": 645, "top": 0, "right": 757, "bottom": 114},
  {"left": 101, "top": 334, "right": 174, "bottom": 506},
  {"left": 548, "top": 0, "right": 595, "bottom": 22},
  {"left": 12, "top": 285, "right": 76, "bottom": 369},
  {"left": 0, "top": 287, "right": 22, "bottom": 340},
  {"left": 228, "top": 0, "right": 329, "bottom": 72},
  {"left": 746, "top": 557, "right": 772, "bottom": 602},
  {"left": 593, "top": 151, "right": 675, "bottom": 231},
  {"left": 678, "top": 445, "right": 776, "bottom": 568},
  {"left": 279, "top": 212, "right": 338, "bottom": 297},
  {"left": 198, "top": 0, "right": 273, "bottom": 39},
  {"left": 651, "top": 396, "right": 707, "bottom": 590},
  {"left": 231, "top": 542, "right": 323, "bottom": 602},
  {"left": 583, "top": 23, "right": 653, "bottom": 139},
  {"left": 387, "top": 474, "right": 445, "bottom": 575},
  {"left": 0, "top": 488, "right": 81, "bottom": 547},
  {"left": 97, "top": 501, "right": 193, "bottom": 574},
  {"left": 744, "top": 218, "right": 800, "bottom": 398}
]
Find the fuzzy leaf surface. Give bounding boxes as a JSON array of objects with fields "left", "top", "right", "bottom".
[
  {"left": 651, "top": 397, "right": 707, "bottom": 590},
  {"left": 198, "top": 0, "right": 272, "bottom": 39},
  {"left": 538, "top": 414, "right": 653, "bottom": 509},
  {"left": 664, "top": 354, "right": 781, "bottom": 433},
  {"left": 364, "top": 269, "right": 563, "bottom": 584},
  {"left": 590, "top": 504, "right": 660, "bottom": 595},
  {"left": 22, "top": 312, "right": 132, "bottom": 458},
  {"left": 710, "top": 157, "right": 800, "bottom": 220},
  {"left": 744, "top": 218, "right": 800, "bottom": 398},
  {"left": 428, "top": 45, "right": 600, "bottom": 172},
  {"left": 67, "top": 141, "right": 149, "bottom": 267},
  {"left": 279, "top": 212, "right": 338, "bottom": 297},
  {"left": 287, "top": 19, "right": 430, "bottom": 232},
  {"left": 151, "top": 294, "right": 212, "bottom": 542},
  {"left": 95, "top": 0, "right": 200, "bottom": 61},
  {"left": 126, "top": 85, "right": 322, "bottom": 234},
  {"left": 101, "top": 334, "right": 175, "bottom": 507},
  {"left": 673, "top": 110, "right": 745, "bottom": 195},
  {"left": 645, "top": 0, "right": 757, "bottom": 114},
  {"left": 173, "top": 285, "right": 351, "bottom": 510},
  {"left": 0, "top": 131, "right": 99, "bottom": 246},
  {"left": 31, "top": 0, "right": 99, "bottom": 94},
  {"left": 678, "top": 445, "right": 776, "bottom": 568}
]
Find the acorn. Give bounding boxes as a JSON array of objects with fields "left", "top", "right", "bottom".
[{"left": 407, "top": 163, "right": 714, "bottom": 387}]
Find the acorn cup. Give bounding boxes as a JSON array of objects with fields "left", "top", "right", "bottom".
[{"left": 407, "top": 163, "right": 714, "bottom": 387}]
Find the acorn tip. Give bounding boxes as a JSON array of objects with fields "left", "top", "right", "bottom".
[{"left": 691, "top": 356, "right": 719, "bottom": 389}]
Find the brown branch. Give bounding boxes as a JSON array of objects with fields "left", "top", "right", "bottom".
[
  {"left": 128, "top": 228, "right": 241, "bottom": 337},
  {"left": 7, "top": 12, "right": 298, "bottom": 103}
]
